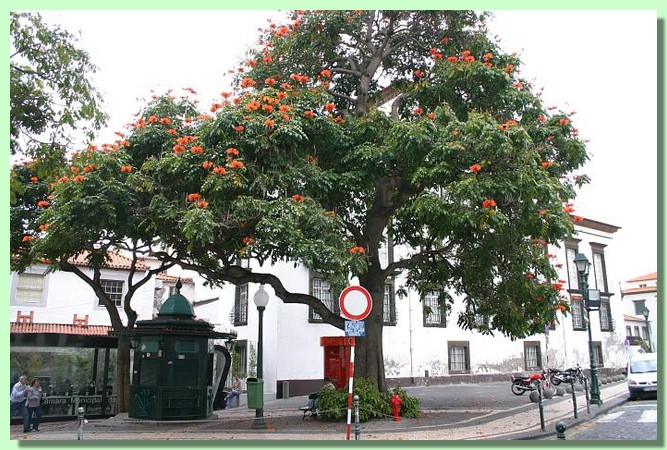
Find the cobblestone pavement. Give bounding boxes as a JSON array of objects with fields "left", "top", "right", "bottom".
[{"left": 10, "top": 381, "right": 630, "bottom": 441}]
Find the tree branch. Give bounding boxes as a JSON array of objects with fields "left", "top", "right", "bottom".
[{"left": 153, "top": 251, "right": 346, "bottom": 329}]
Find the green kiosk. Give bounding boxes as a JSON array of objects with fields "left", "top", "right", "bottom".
[{"left": 128, "top": 281, "right": 234, "bottom": 420}]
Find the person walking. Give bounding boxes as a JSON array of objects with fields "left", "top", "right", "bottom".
[
  {"left": 10, "top": 375, "right": 30, "bottom": 432},
  {"left": 25, "top": 378, "right": 43, "bottom": 432}
]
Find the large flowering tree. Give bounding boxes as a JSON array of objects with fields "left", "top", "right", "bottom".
[{"left": 12, "top": 10, "right": 590, "bottom": 393}]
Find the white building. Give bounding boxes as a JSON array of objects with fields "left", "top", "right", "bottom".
[
  {"left": 621, "top": 272, "right": 658, "bottom": 353},
  {"left": 10, "top": 218, "right": 628, "bottom": 402}
]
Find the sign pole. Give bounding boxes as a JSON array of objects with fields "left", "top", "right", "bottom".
[{"left": 345, "top": 337, "right": 355, "bottom": 440}]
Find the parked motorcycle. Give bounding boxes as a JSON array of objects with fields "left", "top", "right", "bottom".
[
  {"left": 550, "top": 364, "right": 585, "bottom": 386},
  {"left": 510, "top": 372, "right": 545, "bottom": 395}
]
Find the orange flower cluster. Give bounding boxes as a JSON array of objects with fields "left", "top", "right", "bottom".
[
  {"left": 290, "top": 73, "right": 310, "bottom": 83},
  {"left": 571, "top": 215, "right": 584, "bottom": 223},
  {"left": 555, "top": 305, "right": 567, "bottom": 312},
  {"left": 537, "top": 115, "right": 547, "bottom": 123},
  {"left": 196, "top": 201, "right": 209, "bottom": 208},
  {"left": 563, "top": 203, "right": 575, "bottom": 214},
  {"left": 413, "top": 69, "right": 424, "bottom": 78},
  {"left": 190, "top": 146, "right": 204, "bottom": 154},
  {"left": 350, "top": 246, "right": 366, "bottom": 255},
  {"left": 481, "top": 199, "right": 497, "bottom": 208},
  {"left": 414, "top": 107, "right": 424, "bottom": 115},
  {"left": 120, "top": 165, "right": 133, "bottom": 172},
  {"left": 37, "top": 200, "right": 50, "bottom": 208},
  {"left": 73, "top": 175, "right": 85, "bottom": 183},
  {"left": 234, "top": 125, "right": 245, "bottom": 132},
  {"left": 324, "top": 102, "right": 336, "bottom": 112},
  {"left": 22, "top": 235, "right": 34, "bottom": 242},
  {"left": 30, "top": 176, "right": 39, "bottom": 183},
  {"left": 541, "top": 161, "right": 554, "bottom": 169},
  {"left": 202, "top": 161, "right": 214, "bottom": 169},
  {"left": 292, "top": 194, "right": 306, "bottom": 203},
  {"left": 187, "top": 193, "right": 202, "bottom": 202},
  {"left": 241, "top": 78, "right": 257, "bottom": 88},
  {"left": 39, "top": 223, "right": 49, "bottom": 231},
  {"left": 499, "top": 119, "right": 519, "bottom": 131},
  {"left": 559, "top": 118, "right": 570, "bottom": 126},
  {"left": 226, "top": 147, "right": 240, "bottom": 156},
  {"left": 320, "top": 69, "right": 332, "bottom": 78},
  {"left": 275, "top": 26, "right": 291, "bottom": 37},
  {"left": 469, "top": 163, "right": 482, "bottom": 173},
  {"left": 304, "top": 110, "right": 315, "bottom": 118},
  {"left": 230, "top": 160, "right": 245, "bottom": 169},
  {"left": 58, "top": 176, "right": 70, "bottom": 183},
  {"left": 213, "top": 166, "right": 228, "bottom": 175}
]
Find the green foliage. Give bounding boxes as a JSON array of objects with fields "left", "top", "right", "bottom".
[
  {"left": 10, "top": 12, "right": 107, "bottom": 157},
  {"left": 317, "top": 378, "right": 420, "bottom": 422}
]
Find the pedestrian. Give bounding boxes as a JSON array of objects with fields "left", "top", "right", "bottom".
[
  {"left": 225, "top": 376, "right": 242, "bottom": 408},
  {"left": 26, "top": 378, "right": 43, "bottom": 432},
  {"left": 10, "top": 375, "right": 30, "bottom": 432}
]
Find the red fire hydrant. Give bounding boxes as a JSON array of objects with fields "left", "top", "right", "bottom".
[{"left": 390, "top": 393, "right": 402, "bottom": 422}]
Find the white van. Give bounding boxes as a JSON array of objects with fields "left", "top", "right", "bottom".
[{"left": 627, "top": 353, "right": 658, "bottom": 400}]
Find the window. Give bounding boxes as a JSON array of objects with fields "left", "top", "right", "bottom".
[
  {"left": 642, "top": 326, "right": 649, "bottom": 340},
  {"left": 448, "top": 342, "right": 470, "bottom": 374},
  {"left": 626, "top": 326, "right": 632, "bottom": 337},
  {"left": 423, "top": 291, "right": 446, "bottom": 327},
  {"left": 383, "top": 282, "right": 396, "bottom": 325},
  {"left": 15, "top": 273, "right": 45, "bottom": 304},
  {"left": 309, "top": 275, "right": 340, "bottom": 322},
  {"left": 592, "top": 342, "right": 604, "bottom": 367},
  {"left": 523, "top": 342, "right": 542, "bottom": 370},
  {"left": 474, "top": 314, "right": 490, "bottom": 328},
  {"left": 565, "top": 246, "right": 579, "bottom": 290},
  {"left": 591, "top": 246, "right": 608, "bottom": 292},
  {"left": 571, "top": 299, "right": 586, "bottom": 330},
  {"left": 599, "top": 298, "right": 613, "bottom": 331},
  {"left": 99, "top": 279, "right": 123, "bottom": 307},
  {"left": 633, "top": 300, "right": 646, "bottom": 315},
  {"left": 634, "top": 326, "right": 640, "bottom": 337},
  {"left": 233, "top": 284, "right": 248, "bottom": 326}
]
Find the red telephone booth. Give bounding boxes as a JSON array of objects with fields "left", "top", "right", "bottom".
[{"left": 319, "top": 336, "right": 355, "bottom": 390}]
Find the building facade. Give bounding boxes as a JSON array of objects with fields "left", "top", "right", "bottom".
[
  {"left": 621, "top": 272, "right": 658, "bottom": 353},
  {"left": 10, "top": 218, "right": 629, "bottom": 404}
]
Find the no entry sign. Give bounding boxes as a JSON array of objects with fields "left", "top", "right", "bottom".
[{"left": 339, "top": 285, "right": 372, "bottom": 321}]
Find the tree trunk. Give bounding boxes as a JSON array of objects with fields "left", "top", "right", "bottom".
[
  {"left": 114, "top": 334, "right": 131, "bottom": 413},
  {"left": 355, "top": 272, "right": 386, "bottom": 392}
]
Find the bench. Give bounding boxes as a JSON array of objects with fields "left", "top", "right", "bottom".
[{"left": 298, "top": 393, "right": 319, "bottom": 420}]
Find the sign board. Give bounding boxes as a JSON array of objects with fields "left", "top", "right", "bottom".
[
  {"left": 339, "top": 285, "right": 372, "bottom": 321},
  {"left": 345, "top": 320, "right": 365, "bottom": 337}
]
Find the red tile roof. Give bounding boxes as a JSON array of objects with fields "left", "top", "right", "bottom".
[
  {"left": 156, "top": 273, "right": 194, "bottom": 284},
  {"left": 623, "top": 314, "right": 647, "bottom": 323},
  {"left": 621, "top": 286, "right": 657, "bottom": 295},
  {"left": 68, "top": 251, "right": 150, "bottom": 271},
  {"left": 10, "top": 322, "right": 113, "bottom": 336},
  {"left": 626, "top": 272, "right": 658, "bottom": 282}
]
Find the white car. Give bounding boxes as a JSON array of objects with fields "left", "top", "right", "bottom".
[{"left": 627, "top": 353, "right": 658, "bottom": 400}]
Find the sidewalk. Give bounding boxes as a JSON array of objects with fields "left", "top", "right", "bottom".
[{"left": 10, "top": 381, "right": 629, "bottom": 441}]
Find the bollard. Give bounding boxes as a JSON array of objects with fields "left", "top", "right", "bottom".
[
  {"left": 570, "top": 378, "right": 578, "bottom": 419},
  {"left": 583, "top": 378, "right": 590, "bottom": 414},
  {"left": 353, "top": 395, "right": 361, "bottom": 440},
  {"left": 77, "top": 406, "right": 85, "bottom": 440},
  {"left": 537, "top": 380, "right": 545, "bottom": 432},
  {"left": 555, "top": 421, "right": 567, "bottom": 440}
]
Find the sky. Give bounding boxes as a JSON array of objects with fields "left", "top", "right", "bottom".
[{"left": 31, "top": 9, "right": 658, "bottom": 284}]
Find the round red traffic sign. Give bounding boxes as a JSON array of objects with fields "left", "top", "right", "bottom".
[{"left": 339, "top": 285, "right": 372, "bottom": 321}]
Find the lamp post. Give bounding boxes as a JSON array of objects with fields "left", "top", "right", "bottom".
[
  {"left": 642, "top": 307, "right": 652, "bottom": 352},
  {"left": 252, "top": 284, "right": 269, "bottom": 429},
  {"left": 574, "top": 253, "right": 602, "bottom": 405}
]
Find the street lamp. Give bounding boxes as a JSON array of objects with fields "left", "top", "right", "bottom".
[
  {"left": 252, "top": 284, "right": 269, "bottom": 429},
  {"left": 642, "top": 307, "right": 652, "bottom": 352},
  {"left": 574, "top": 252, "right": 602, "bottom": 405}
]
